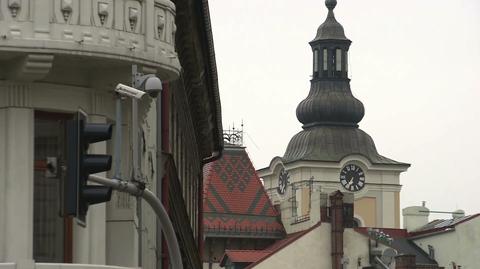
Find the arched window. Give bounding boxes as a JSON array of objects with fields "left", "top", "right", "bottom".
[{"left": 313, "top": 49, "right": 319, "bottom": 76}]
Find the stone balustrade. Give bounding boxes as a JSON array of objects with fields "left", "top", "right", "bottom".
[{"left": 0, "top": 0, "right": 180, "bottom": 81}]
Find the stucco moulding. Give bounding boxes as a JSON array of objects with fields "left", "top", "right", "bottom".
[{"left": 0, "top": 0, "right": 180, "bottom": 81}]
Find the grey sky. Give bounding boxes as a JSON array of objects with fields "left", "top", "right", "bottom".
[{"left": 209, "top": 0, "right": 480, "bottom": 217}]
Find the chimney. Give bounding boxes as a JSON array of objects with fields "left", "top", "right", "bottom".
[
  {"left": 330, "top": 191, "right": 344, "bottom": 269},
  {"left": 342, "top": 192, "right": 354, "bottom": 228},
  {"left": 452, "top": 209, "right": 465, "bottom": 219},
  {"left": 320, "top": 192, "right": 329, "bottom": 221},
  {"left": 402, "top": 202, "right": 429, "bottom": 232},
  {"left": 395, "top": 254, "right": 416, "bottom": 269}
]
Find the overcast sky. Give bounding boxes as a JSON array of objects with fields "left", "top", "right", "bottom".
[{"left": 208, "top": 0, "right": 480, "bottom": 218}]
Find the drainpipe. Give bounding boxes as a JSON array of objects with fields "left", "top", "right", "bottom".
[
  {"left": 155, "top": 82, "right": 165, "bottom": 269},
  {"left": 114, "top": 95, "right": 123, "bottom": 178},
  {"left": 132, "top": 65, "right": 142, "bottom": 267},
  {"left": 330, "top": 191, "right": 344, "bottom": 269}
]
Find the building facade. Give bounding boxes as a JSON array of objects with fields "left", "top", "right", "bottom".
[
  {"left": 257, "top": 0, "right": 409, "bottom": 230},
  {"left": 0, "top": 0, "right": 222, "bottom": 269}
]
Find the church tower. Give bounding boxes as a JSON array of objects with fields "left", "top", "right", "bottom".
[{"left": 258, "top": 0, "right": 410, "bottom": 231}]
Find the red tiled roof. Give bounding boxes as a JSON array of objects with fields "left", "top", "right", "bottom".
[
  {"left": 203, "top": 146, "right": 285, "bottom": 238},
  {"left": 219, "top": 250, "right": 271, "bottom": 266}
]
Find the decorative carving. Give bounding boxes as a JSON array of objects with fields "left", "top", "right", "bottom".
[
  {"left": 98, "top": 2, "right": 109, "bottom": 26},
  {"left": 128, "top": 7, "right": 138, "bottom": 31},
  {"left": 92, "top": 0, "right": 113, "bottom": 28},
  {"left": 8, "top": 0, "right": 20, "bottom": 18},
  {"left": 53, "top": 0, "right": 79, "bottom": 25},
  {"left": 125, "top": 1, "right": 141, "bottom": 33},
  {"left": 171, "top": 20, "right": 176, "bottom": 45},
  {"left": 1, "top": 84, "right": 32, "bottom": 108},
  {"left": 156, "top": 9, "right": 166, "bottom": 40},
  {"left": 8, "top": 54, "right": 54, "bottom": 81},
  {"left": 61, "top": 0, "right": 73, "bottom": 22}
]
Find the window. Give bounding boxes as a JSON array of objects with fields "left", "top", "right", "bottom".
[
  {"left": 33, "top": 111, "right": 73, "bottom": 263},
  {"left": 313, "top": 49, "right": 319, "bottom": 73},
  {"left": 336, "top": 48, "right": 342, "bottom": 71},
  {"left": 323, "top": 49, "right": 328, "bottom": 71},
  {"left": 428, "top": 245, "right": 435, "bottom": 260},
  {"left": 345, "top": 50, "right": 348, "bottom": 73}
]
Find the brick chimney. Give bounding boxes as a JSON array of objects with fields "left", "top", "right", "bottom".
[
  {"left": 395, "top": 254, "right": 416, "bottom": 269},
  {"left": 330, "top": 191, "right": 344, "bottom": 269}
]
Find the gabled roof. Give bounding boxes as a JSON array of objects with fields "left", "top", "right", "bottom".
[
  {"left": 203, "top": 146, "right": 285, "bottom": 238},
  {"left": 409, "top": 214, "right": 480, "bottom": 238}
]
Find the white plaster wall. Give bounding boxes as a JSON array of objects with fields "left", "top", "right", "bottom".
[
  {"left": 253, "top": 225, "right": 374, "bottom": 269},
  {"left": 412, "top": 216, "right": 480, "bottom": 268},
  {"left": 0, "top": 262, "right": 137, "bottom": 269},
  {"left": 253, "top": 224, "right": 332, "bottom": 269},
  {"left": 343, "top": 229, "right": 371, "bottom": 269}
]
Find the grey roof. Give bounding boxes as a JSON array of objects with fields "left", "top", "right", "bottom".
[
  {"left": 296, "top": 80, "right": 364, "bottom": 127},
  {"left": 391, "top": 238, "right": 438, "bottom": 265},
  {"left": 312, "top": 0, "right": 349, "bottom": 42},
  {"left": 410, "top": 214, "right": 480, "bottom": 235},
  {"left": 283, "top": 126, "right": 409, "bottom": 166}
]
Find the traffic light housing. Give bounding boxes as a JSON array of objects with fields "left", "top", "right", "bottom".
[{"left": 66, "top": 110, "right": 113, "bottom": 225}]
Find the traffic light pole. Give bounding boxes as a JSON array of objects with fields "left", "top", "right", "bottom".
[{"left": 88, "top": 174, "right": 183, "bottom": 269}]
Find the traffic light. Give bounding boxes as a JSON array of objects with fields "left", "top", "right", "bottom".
[{"left": 66, "top": 110, "right": 113, "bottom": 225}]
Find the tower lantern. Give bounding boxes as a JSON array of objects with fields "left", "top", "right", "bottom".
[{"left": 310, "top": 0, "right": 351, "bottom": 80}]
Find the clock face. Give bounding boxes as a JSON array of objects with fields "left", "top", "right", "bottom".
[
  {"left": 277, "top": 168, "right": 289, "bottom": 195},
  {"left": 340, "top": 164, "right": 365, "bottom": 192}
]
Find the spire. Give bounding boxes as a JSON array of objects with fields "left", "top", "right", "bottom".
[{"left": 295, "top": 0, "right": 364, "bottom": 128}]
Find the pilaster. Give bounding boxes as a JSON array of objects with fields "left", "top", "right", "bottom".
[{"left": 0, "top": 107, "right": 34, "bottom": 262}]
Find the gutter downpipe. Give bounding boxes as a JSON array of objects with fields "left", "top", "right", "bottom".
[
  {"left": 114, "top": 96, "right": 122, "bottom": 179},
  {"left": 132, "top": 65, "right": 142, "bottom": 267},
  {"left": 156, "top": 84, "right": 163, "bottom": 269}
]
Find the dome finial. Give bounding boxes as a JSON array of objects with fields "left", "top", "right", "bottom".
[{"left": 325, "top": 0, "right": 337, "bottom": 10}]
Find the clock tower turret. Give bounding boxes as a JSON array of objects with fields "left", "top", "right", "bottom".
[{"left": 258, "top": 0, "right": 410, "bottom": 233}]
